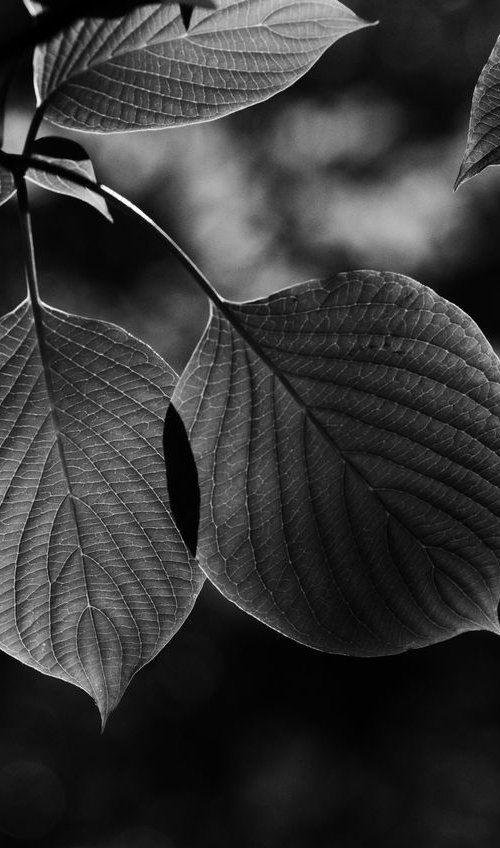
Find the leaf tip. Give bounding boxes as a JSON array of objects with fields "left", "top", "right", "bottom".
[
  {"left": 102, "top": 201, "right": 114, "bottom": 224},
  {"left": 92, "top": 681, "right": 120, "bottom": 733},
  {"left": 454, "top": 163, "right": 468, "bottom": 192},
  {"left": 355, "top": 15, "right": 379, "bottom": 32},
  {"left": 98, "top": 705, "right": 110, "bottom": 734},
  {"left": 454, "top": 153, "right": 491, "bottom": 191}
]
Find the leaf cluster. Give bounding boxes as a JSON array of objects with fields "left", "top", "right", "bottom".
[{"left": 0, "top": 0, "right": 499, "bottom": 726}]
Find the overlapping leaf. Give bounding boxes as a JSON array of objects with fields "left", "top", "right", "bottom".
[
  {"left": 26, "top": 136, "right": 112, "bottom": 220},
  {"left": 33, "top": 0, "right": 370, "bottom": 132},
  {"left": 0, "top": 300, "right": 203, "bottom": 723},
  {"left": 456, "top": 34, "right": 500, "bottom": 188},
  {"left": 173, "top": 271, "right": 500, "bottom": 655}
]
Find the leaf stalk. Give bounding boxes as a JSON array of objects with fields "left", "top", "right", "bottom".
[{"left": 2, "top": 151, "right": 318, "bottom": 406}]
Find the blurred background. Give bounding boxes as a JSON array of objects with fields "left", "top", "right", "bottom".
[{"left": 1, "top": 0, "right": 500, "bottom": 845}]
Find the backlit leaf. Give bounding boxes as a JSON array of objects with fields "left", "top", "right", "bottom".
[
  {"left": 27, "top": 136, "right": 112, "bottom": 221},
  {"left": 34, "top": 0, "right": 370, "bottom": 132},
  {"left": 0, "top": 300, "right": 203, "bottom": 724},
  {"left": 456, "top": 35, "right": 500, "bottom": 188},
  {"left": 173, "top": 271, "right": 500, "bottom": 655},
  {"left": 23, "top": 0, "right": 209, "bottom": 16},
  {"left": 0, "top": 167, "right": 15, "bottom": 207}
]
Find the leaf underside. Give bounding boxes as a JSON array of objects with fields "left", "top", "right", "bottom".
[
  {"left": 0, "top": 301, "right": 203, "bottom": 723},
  {"left": 173, "top": 271, "right": 500, "bottom": 656},
  {"left": 33, "top": 0, "right": 370, "bottom": 132},
  {"left": 456, "top": 34, "right": 500, "bottom": 188}
]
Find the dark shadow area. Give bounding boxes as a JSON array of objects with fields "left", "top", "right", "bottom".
[{"left": 164, "top": 402, "right": 200, "bottom": 557}]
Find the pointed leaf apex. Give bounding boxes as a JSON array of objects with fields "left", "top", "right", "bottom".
[
  {"left": 454, "top": 163, "right": 468, "bottom": 192},
  {"left": 96, "top": 700, "right": 109, "bottom": 733},
  {"left": 97, "top": 700, "right": 111, "bottom": 733}
]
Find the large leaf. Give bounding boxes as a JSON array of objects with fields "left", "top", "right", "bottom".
[
  {"left": 456, "top": 35, "right": 500, "bottom": 188},
  {"left": 0, "top": 300, "right": 203, "bottom": 724},
  {"left": 27, "top": 136, "right": 112, "bottom": 221},
  {"left": 173, "top": 271, "right": 500, "bottom": 655},
  {"left": 33, "top": 0, "right": 370, "bottom": 132}
]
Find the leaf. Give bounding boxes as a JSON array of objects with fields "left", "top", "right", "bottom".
[
  {"left": 0, "top": 166, "right": 15, "bottom": 207},
  {"left": 24, "top": 0, "right": 209, "bottom": 18},
  {"left": 26, "top": 136, "right": 112, "bottom": 221},
  {"left": 0, "top": 300, "right": 204, "bottom": 724},
  {"left": 456, "top": 35, "right": 500, "bottom": 189},
  {"left": 33, "top": 0, "right": 371, "bottom": 132},
  {"left": 173, "top": 271, "right": 500, "bottom": 656}
]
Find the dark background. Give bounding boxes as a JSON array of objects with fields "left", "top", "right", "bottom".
[{"left": 2, "top": 0, "right": 500, "bottom": 845}]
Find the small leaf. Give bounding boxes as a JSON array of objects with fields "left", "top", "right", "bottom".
[
  {"left": 456, "top": 35, "right": 500, "bottom": 189},
  {"left": 173, "top": 271, "right": 500, "bottom": 656},
  {"left": 27, "top": 136, "right": 112, "bottom": 221},
  {"left": 0, "top": 300, "right": 204, "bottom": 723},
  {"left": 34, "top": 0, "right": 371, "bottom": 132},
  {"left": 0, "top": 166, "right": 15, "bottom": 207}
]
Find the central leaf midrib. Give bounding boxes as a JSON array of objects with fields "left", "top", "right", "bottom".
[
  {"left": 213, "top": 302, "right": 500, "bottom": 572},
  {"left": 45, "top": 4, "right": 339, "bottom": 96},
  {"left": 29, "top": 307, "right": 90, "bottom": 605}
]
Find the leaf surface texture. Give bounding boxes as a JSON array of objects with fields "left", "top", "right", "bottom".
[
  {"left": 27, "top": 136, "right": 112, "bottom": 220},
  {"left": 456, "top": 34, "right": 500, "bottom": 187},
  {"left": 34, "top": 0, "right": 369, "bottom": 131},
  {"left": 173, "top": 271, "right": 500, "bottom": 655},
  {"left": 0, "top": 301, "right": 203, "bottom": 722}
]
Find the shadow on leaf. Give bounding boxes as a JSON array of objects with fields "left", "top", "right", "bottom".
[{"left": 164, "top": 402, "right": 200, "bottom": 557}]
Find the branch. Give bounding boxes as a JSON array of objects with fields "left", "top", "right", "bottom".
[
  {"left": 0, "top": 149, "right": 225, "bottom": 309},
  {"left": 0, "top": 150, "right": 283, "bottom": 373}
]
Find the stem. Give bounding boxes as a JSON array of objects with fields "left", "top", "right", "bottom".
[
  {"left": 23, "top": 104, "right": 47, "bottom": 156},
  {"left": 5, "top": 152, "right": 287, "bottom": 379},
  {"left": 1, "top": 150, "right": 228, "bottom": 307},
  {"left": 103, "top": 186, "right": 227, "bottom": 307},
  {"left": 16, "top": 176, "right": 43, "bottom": 310},
  {"left": 9, "top": 152, "right": 351, "bottom": 475}
]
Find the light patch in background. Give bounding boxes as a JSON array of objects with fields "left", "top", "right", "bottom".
[
  {"left": 56, "top": 89, "right": 500, "bottom": 305},
  {"left": 3, "top": 86, "right": 499, "bottom": 375}
]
